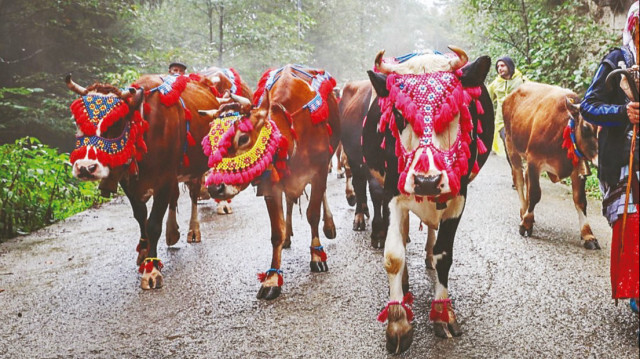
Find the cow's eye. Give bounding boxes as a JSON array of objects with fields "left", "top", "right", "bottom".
[{"left": 238, "top": 133, "right": 250, "bottom": 147}]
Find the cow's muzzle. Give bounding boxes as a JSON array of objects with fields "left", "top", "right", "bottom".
[{"left": 413, "top": 173, "right": 442, "bottom": 196}]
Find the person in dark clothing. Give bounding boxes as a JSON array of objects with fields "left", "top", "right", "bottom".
[{"left": 580, "top": 0, "right": 639, "bottom": 334}]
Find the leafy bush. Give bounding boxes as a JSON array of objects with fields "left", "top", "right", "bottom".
[{"left": 0, "top": 137, "right": 108, "bottom": 240}]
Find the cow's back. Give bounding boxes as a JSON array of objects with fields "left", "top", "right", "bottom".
[
  {"left": 269, "top": 67, "right": 340, "bottom": 194},
  {"left": 503, "top": 82, "right": 578, "bottom": 159},
  {"left": 339, "top": 80, "right": 372, "bottom": 164},
  {"left": 132, "top": 74, "right": 218, "bottom": 182}
]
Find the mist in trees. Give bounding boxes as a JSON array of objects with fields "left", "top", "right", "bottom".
[{"left": 0, "top": 0, "right": 627, "bottom": 152}]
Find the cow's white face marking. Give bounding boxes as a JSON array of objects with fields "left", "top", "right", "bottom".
[
  {"left": 71, "top": 145, "right": 109, "bottom": 180},
  {"left": 432, "top": 116, "right": 459, "bottom": 151}
]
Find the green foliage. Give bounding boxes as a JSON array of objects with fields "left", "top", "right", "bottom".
[
  {"left": 456, "top": 0, "right": 618, "bottom": 93},
  {"left": 0, "top": 137, "right": 108, "bottom": 240}
]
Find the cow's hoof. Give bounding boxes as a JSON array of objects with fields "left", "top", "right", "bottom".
[
  {"left": 583, "top": 239, "right": 601, "bottom": 250},
  {"left": 256, "top": 285, "right": 281, "bottom": 300},
  {"left": 310, "top": 261, "right": 329, "bottom": 272},
  {"left": 386, "top": 320, "right": 414, "bottom": 354},
  {"left": 519, "top": 225, "right": 533, "bottom": 237},
  {"left": 425, "top": 255, "right": 435, "bottom": 270},
  {"left": 283, "top": 236, "right": 292, "bottom": 249},
  {"left": 353, "top": 213, "right": 367, "bottom": 231},
  {"left": 323, "top": 225, "right": 336, "bottom": 240},
  {"left": 166, "top": 229, "right": 180, "bottom": 246},
  {"left": 347, "top": 194, "right": 356, "bottom": 207},
  {"left": 371, "top": 234, "right": 386, "bottom": 249},
  {"left": 216, "top": 202, "right": 233, "bottom": 215},
  {"left": 433, "top": 321, "right": 462, "bottom": 338},
  {"left": 140, "top": 268, "right": 163, "bottom": 290},
  {"left": 187, "top": 229, "right": 201, "bottom": 243}
]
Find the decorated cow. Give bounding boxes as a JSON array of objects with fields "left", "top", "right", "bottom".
[
  {"left": 198, "top": 64, "right": 340, "bottom": 300},
  {"left": 363, "top": 47, "right": 494, "bottom": 353},
  {"left": 65, "top": 72, "right": 219, "bottom": 289},
  {"left": 502, "top": 82, "right": 599, "bottom": 248}
]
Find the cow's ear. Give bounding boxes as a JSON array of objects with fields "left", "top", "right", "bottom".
[
  {"left": 367, "top": 70, "right": 389, "bottom": 98},
  {"left": 130, "top": 87, "right": 145, "bottom": 110},
  {"left": 461, "top": 55, "right": 491, "bottom": 87}
]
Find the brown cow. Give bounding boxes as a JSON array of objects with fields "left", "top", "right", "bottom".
[
  {"left": 199, "top": 64, "right": 340, "bottom": 300},
  {"left": 503, "top": 82, "right": 600, "bottom": 249},
  {"left": 66, "top": 73, "right": 219, "bottom": 289},
  {"left": 339, "top": 80, "right": 389, "bottom": 246}
]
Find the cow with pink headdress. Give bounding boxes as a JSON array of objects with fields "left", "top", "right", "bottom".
[{"left": 363, "top": 46, "right": 494, "bottom": 353}]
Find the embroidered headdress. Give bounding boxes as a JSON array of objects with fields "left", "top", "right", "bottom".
[
  {"left": 377, "top": 52, "right": 487, "bottom": 202},
  {"left": 69, "top": 93, "right": 148, "bottom": 172}
]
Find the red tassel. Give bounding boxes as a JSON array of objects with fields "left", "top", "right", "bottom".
[
  {"left": 257, "top": 272, "right": 267, "bottom": 282},
  {"left": 477, "top": 138, "right": 488, "bottom": 154},
  {"left": 253, "top": 68, "right": 273, "bottom": 105},
  {"left": 326, "top": 123, "right": 333, "bottom": 136},
  {"left": 129, "top": 160, "right": 138, "bottom": 175},
  {"left": 183, "top": 153, "right": 190, "bottom": 167},
  {"left": 429, "top": 299, "right": 451, "bottom": 322},
  {"left": 186, "top": 131, "right": 196, "bottom": 146},
  {"left": 184, "top": 107, "right": 192, "bottom": 120}
]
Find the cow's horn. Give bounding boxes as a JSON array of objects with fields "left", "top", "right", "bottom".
[
  {"left": 229, "top": 93, "right": 252, "bottom": 108},
  {"left": 448, "top": 45, "right": 468, "bottom": 71},
  {"left": 120, "top": 87, "right": 136, "bottom": 99},
  {"left": 565, "top": 96, "right": 580, "bottom": 111},
  {"left": 65, "top": 74, "right": 88, "bottom": 95},
  {"left": 374, "top": 50, "right": 393, "bottom": 74},
  {"left": 198, "top": 109, "right": 219, "bottom": 119}
]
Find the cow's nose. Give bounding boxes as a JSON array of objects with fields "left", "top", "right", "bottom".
[
  {"left": 413, "top": 173, "right": 442, "bottom": 196},
  {"left": 208, "top": 183, "right": 226, "bottom": 198},
  {"left": 78, "top": 164, "right": 97, "bottom": 178}
]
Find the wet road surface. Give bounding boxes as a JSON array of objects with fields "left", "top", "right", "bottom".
[{"left": 1, "top": 155, "right": 638, "bottom": 358}]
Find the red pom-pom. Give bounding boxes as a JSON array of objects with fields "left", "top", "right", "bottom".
[
  {"left": 429, "top": 299, "right": 451, "bottom": 322},
  {"left": 186, "top": 131, "right": 196, "bottom": 146}
]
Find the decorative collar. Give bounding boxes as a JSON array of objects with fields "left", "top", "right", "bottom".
[{"left": 202, "top": 112, "right": 286, "bottom": 186}]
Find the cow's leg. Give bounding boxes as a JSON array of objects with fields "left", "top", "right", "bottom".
[
  {"left": 424, "top": 226, "right": 437, "bottom": 269},
  {"left": 322, "top": 193, "right": 337, "bottom": 239},
  {"left": 140, "top": 182, "right": 173, "bottom": 290},
  {"left": 344, "top": 155, "right": 356, "bottom": 206},
  {"left": 309, "top": 175, "right": 329, "bottom": 273},
  {"left": 570, "top": 170, "right": 600, "bottom": 249},
  {"left": 383, "top": 197, "right": 413, "bottom": 354},
  {"left": 120, "top": 181, "right": 149, "bottom": 266},
  {"left": 369, "top": 175, "right": 386, "bottom": 248},
  {"left": 186, "top": 177, "right": 202, "bottom": 243},
  {"left": 257, "top": 189, "right": 286, "bottom": 300},
  {"left": 351, "top": 161, "right": 370, "bottom": 232},
  {"left": 508, "top": 152, "right": 527, "bottom": 219},
  {"left": 283, "top": 196, "right": 295, "bottom": 249},
  {"left": 165, "top": 181, "right": 180, "bottom": 246},
  {"left": 431, "top": 213, "right": 464, "bottom": 339},
  {"left": 336, "top": 143, "right": 345, "bottom": 178},
  {"left": 520, "top": 163, "right": 541, "bottom": 237}
]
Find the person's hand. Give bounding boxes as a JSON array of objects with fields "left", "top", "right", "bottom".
[{"left": 627, "top": 101, "right": 640, "bottom": 125}]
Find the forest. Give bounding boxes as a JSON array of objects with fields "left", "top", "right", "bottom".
[{"left": 0, "top": 0, "right": 633, "bottom": 239}]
